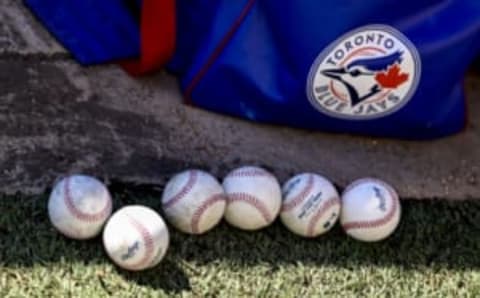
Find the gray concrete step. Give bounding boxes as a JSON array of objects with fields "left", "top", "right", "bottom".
[{"left": 0, "top": 59, "right": 479, "bottom": 200}]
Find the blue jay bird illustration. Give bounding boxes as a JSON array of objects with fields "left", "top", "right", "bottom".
[{"left": 322, "top": 51, "right": 404, "bottom": 106}]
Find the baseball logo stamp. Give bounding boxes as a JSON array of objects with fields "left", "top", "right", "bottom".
[
  {"left": 103, "top": 205, "right": 170, "bottom": 271},
  {"left": 280, "top": 173, "right": 340, "bottom": 238},
  {"left": 340, "top": 178, "right": 401, "bottom": 242}
]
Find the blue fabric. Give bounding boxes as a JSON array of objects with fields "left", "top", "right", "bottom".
[
  {"left": 172, "top": 0, "right": 480, "bottom": 139},
  {"left": 24, "top": 0, "right": 480, "bottom": 138},
  {"left": 25, "top": 0, "right": 141, "bottom": 64}
]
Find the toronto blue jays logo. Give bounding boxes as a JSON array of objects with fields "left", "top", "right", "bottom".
[{"left": 307, "top": 25, "right": 421, "bottom": 120}]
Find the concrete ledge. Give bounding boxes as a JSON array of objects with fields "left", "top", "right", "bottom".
[
  {"left": 0, "top": 1, "right": 66, "bottom": 56},
  {"left": 0, "top": 59, "right": 479, "bottom": 200}
]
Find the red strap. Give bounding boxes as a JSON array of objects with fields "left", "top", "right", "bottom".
[{"left": 121, "top": 0, "right": 176, "bottom": 75}]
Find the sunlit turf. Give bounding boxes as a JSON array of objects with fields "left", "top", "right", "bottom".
[{"left": 0, "top": 191, "right": 479, "bottom": 297}]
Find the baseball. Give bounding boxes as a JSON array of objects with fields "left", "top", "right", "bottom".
[
  {"left": 162, "top": 169, "right": 226, "bottom": 234},
  {"left": 48, "top": 175, "right": 112, "bottom": 240},
  {"left": 103, "top": 205, "right": 170, "bottom": 271},
  {"left": 340, "top": 178, "right": 401, "bottom": 242},
  {"left": 223, "top": 166, "right": 281, "bottom": 230},
  {"left": 280, "top": 173, "right": 341, "bottom": 237}
]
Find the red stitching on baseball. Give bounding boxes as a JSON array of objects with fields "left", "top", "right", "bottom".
[
  {"left": 149, "top": 250, "right": 164, "bottom": 268},
  {"left": 227, "top": 167, "right": 273, "bottom": 178},
  {"left": 227, "top": 193, "right": 273, "bottom": 223},
  {"left": 126, "top": 215, "right": 155, "bottom": 270},
  {"left": 163, "top": 170, "right": 198, "bottom": 209},
  {"left": 190, "top": 193, "right": 225, "bottom": 233},
  {"left": 341, "top": 179, "right": 399, "bottom": 231},
  {"left": 63, "top": 177, "right": 112, "bottom": 222},
  {"left": 306, "top": 196, "right": 340, "bottom": 237},
  {"left": 281, "top": 174, "right": 315, "bottom": 212}
]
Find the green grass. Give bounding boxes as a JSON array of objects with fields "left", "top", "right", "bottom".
[{"left": 0, "top": 189, "right": 479, "bottom": 297}]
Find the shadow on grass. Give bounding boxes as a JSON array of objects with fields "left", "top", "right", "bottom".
[
  {"left": 0, "top": 188, "right": 191, "bottom": 294},
  {"left": 168, "top": 199, "right": 480, "bottom": 271},
  {"left": 1, "top": 186, "right": 479, "bottom": 293}
]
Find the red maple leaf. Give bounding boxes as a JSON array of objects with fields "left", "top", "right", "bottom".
[{"left": 375, "top": 64, "right": 409, "bottom": 89}]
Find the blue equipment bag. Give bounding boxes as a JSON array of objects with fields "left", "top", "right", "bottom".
[
  {"left": 25, "top": 0, "right": 480, "bottom": 139},
  {"left": 25, "top": 0, "right": 141, "bottom": 64},
  {"left": 171, "top": 0, "right": 480, "bottom": 139}
]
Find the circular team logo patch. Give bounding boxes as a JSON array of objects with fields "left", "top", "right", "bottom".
[{"left": 306, "top": 25, "right": 421, "bottom": 120}]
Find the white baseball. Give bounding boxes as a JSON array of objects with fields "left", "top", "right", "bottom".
[
  {"left": 48, "top": 175, "right": 112, "bottom": 240},
  {"left": 223, "top": 166, "right": 281, "bottom": 230},
  {"left": 103, "top": 205, "right": 170, "bottom": 271},
  {"left": 280, "top": 173, "right": 340, "bottom": 237},
  {"left": 340, "top": 178, "right": 401, "bottom": 242},
  {"left": 162, "top": 169, "right": 226, "bottom": 234}
]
